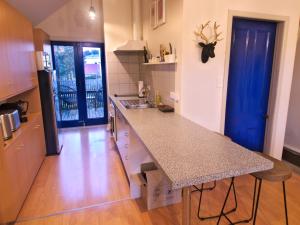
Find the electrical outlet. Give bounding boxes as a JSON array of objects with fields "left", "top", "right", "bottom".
[{"left": 170, "top": 92, "right": 180, "bottom": 102}]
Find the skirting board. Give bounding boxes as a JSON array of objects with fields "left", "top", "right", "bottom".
[{"left": 282, "top": 145, "right": 300, "bottom": 167}]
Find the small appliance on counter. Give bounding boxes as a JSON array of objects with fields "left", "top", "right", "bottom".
[
  {"left": 0, "top": 109, "right": 21, "bottom": 131},
  {"left": 157, "top": 105, "right": 175, "bottom": 113},
  {"left": 138, "top": 81, "right": 144, "bottom": 98},
  {"left": 0, "top": 114, "right": 12, "bottom": 140},
  {"left": 0, "top": 100, "right": 29, "bottom": 123}
]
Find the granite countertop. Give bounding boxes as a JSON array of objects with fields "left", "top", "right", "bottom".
[{"left": 110, "top": 96, "right": 273, "bottom": 190}]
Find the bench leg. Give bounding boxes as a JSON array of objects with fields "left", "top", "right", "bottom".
[
  {"left": 216, "top": 177, "right": 235, "bottom": 225},
  {"left": 283, "top": 181, "right": 289, "bottom": 225},
  {"left": 182, "top": 186, "right": 192, "bottom": 225},
  {"left": 253, "top": 179, "right": 262, "bottom": 225},
  {"left": 197, "top": 180, "right": 237, "bottom": 221}
]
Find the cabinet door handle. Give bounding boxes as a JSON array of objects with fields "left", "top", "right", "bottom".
[
  {"left": 124, "top": 132, "right": 129, "bottom": 137},
  {"left": 125, "top": 144, "right": 128, "bottom": 148},
  {"left": 34, "top": 125, "right": 41, "bottom": 129}
]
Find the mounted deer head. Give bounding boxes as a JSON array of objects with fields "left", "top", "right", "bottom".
[{"left": 194, "top": 21, "right": 223, "bottom": 63}]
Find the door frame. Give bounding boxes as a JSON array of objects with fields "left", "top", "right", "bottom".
[
  {"left": 220, "top": 11, "right": 290, "bottom": 158},
  {"left": 51, "top": 41, "right": 108, "bottom": 128}
]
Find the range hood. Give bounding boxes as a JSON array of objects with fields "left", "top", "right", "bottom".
[
  {"left": 114, "top": 40, "right": 145, "bottom": 53},
  {"left": 114, "top": 0, "right": 145, "bottom": 53}
]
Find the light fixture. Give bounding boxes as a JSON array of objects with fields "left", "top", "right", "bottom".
[{"left": 89, "top": 0, "right": 96, "bottom": 20}]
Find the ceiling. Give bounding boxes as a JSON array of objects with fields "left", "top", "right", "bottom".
[{"left": 7, "top": 0, "right": 70, "bottom": 25}]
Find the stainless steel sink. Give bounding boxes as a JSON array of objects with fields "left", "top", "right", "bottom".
[{"left": 120, "top": 99, "right": 155, "bottom": 109}]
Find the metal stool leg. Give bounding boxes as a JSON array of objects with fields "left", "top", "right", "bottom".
[
  {"left": 216, "top": 177, "right": 235, "bottom": 225},
  {"left": 228, "top": 177, "right": 258, "bottom": 225},
  {"left": 196, "top": 180, "right": 237, "bottom": 221},
  {"left": 192, "top": 180, "right": 217, "bottom": 193},
  {"left": 283, "top": 181, "right": 289, "bottom": 225},
  {"left": 253, "top": 179, "right": 262, "bottom": 225},
  {"left": 197, "top": 183, "right": 205, "bottom": 220}
]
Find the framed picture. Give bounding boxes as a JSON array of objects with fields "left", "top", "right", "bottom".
[
  {"left": 150, "top": 1, "right": 157, "bottom": 29},
  {"left": 156, "top": 0, "right": 166, "bottom": 26}
]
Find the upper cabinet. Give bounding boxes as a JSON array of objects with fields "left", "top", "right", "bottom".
[
  {"left": 0, "top": 1, "right": 37, "bottom": 101},
  {"left": 33, "top": 28, "right": 50, "bottom": 52}
]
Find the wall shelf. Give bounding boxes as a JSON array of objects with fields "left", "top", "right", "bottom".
[{"left": 142, "top": 61, "right": 177, "bottom": 66}]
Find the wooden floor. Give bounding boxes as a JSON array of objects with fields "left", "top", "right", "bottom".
[
  {"left": 17, "top": 126, "right": 130, "bottom": 220},
  {"left": 17, "top": 126, "right": 300, "bottom": 225}
]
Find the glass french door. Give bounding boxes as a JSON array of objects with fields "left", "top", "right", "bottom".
[{"left": 52, "top": 41, "right": 108, "bottom": 128}]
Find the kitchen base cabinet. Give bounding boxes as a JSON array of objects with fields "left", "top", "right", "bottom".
[
  {"left": 115, "top": 108, "right": 130, "bottom": 174},
  {"left": 114, "top": 107, "right": 153, "bottom": 198},
  {"left": 0, "top": 113, "right": 46, "bottom": 224}
]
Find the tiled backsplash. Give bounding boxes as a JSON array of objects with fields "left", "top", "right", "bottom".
[
  {"left": 140, "top": 64, "right": 175, "bottom": 106},
  {"left": 106, "top": 52, "right": 175, "bottom": 106},
  {"left": 106, "top": 52, "right": 142, "bottom": 95}
]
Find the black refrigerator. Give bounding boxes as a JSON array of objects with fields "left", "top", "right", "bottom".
[{"left": 38, "top": 70, "right": 62, "bottom": 155}]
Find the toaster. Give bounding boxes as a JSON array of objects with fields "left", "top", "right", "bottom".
[
  {"left": 0, "top": 114, "right": 12, "bottom": 140},
  {"left": 0, "top": 109, "right": 21, "bottom": 132}
]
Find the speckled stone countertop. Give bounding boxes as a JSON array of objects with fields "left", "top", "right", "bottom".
[{"left": 110, "top": 96, "right": 273, "bottom": 190}]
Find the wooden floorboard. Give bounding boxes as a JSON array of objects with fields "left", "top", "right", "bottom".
[
  {"left": 17, "top": 126, "right": 130, "bottom": 220},
  {"left": 17, "top": 126, "right": 300, "bottom": 224}
]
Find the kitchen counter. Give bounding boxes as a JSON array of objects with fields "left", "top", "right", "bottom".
[{"left": 110, "top": 96, "right": 273, "bottom": 190}]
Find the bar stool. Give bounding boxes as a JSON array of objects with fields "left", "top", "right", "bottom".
[
  {"left": 192, "top": 133, "right": 238, "bottom": 221},
  {"left": 217, "top": 152, "right": 292, "bottom": 225}
]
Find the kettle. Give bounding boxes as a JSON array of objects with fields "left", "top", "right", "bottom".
[
  {"left": 0, "top": 114, "right": 12, "bottom": 140},
  {"left": 0, "top": 100, "right": 29, "bottom": 123}
]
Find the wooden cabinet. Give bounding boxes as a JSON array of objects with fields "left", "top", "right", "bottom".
[
  {"left": 0, "top": 136, "right": 30, "bottom": 223},
  {"left": 33, "top": 28, "right": 50, "bottom": 52},
  {"left": 0, "top": 3, "right": 13, "bottom": 98},
  {"left": 0, "top": 3, "right": 46, "bottom": 223},
  {"left": 0, "top": 1, "right": 36, "bottom": 101},
  {"left": 0, "top": 114, "right": 46, "bottom": 224}
]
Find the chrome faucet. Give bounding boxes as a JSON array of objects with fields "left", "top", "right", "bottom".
[{"left": 141, "top": 85, "right": 151, "bottom": 103}]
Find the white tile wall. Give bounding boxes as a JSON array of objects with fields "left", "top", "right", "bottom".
[
  {"left": 141, "top": 64, "right": 176, "bottom": 106},
  {"left": 106, "top": 51, "right": 175, "bottom": 106},
  {"left": 106, "top": 52, "right": 142, "bottom": 95}
]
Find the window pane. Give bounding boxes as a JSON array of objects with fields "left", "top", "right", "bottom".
[
  {"left": 53, "top": 45, "right": 79, "bottom": 121},
  {"left": 83, "top": 47, "right": 104, "bottom": 119}
]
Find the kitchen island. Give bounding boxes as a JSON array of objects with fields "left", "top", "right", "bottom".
[{"left": 110, "top": 96, "right": 273, "bottom": 225}]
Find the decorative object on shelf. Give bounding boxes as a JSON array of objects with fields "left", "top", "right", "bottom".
[
  {"left": 89, "top": 0, "right": 96, "bottom": 20},
  {"left": 144, "top": 42, "right": 176, "bottom": 64},
  {"left": 194, "top": 21, "right": 223, "bottom": 63},
  {"left": 144, "top": 46, "right": 149, "bottom": 63},
  {"left": 160, "top": 44, "right": 167, "bottom": 61},
  {"left": 164, "top": 43, "right": 176, "bottom": 63},
  {"left": 169, "top": 43, "right": 173, "bottom": 54}
]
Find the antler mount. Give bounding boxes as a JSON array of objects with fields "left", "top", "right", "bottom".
[{"left": 194, "top": 21, "right": 223, "bottom": 44}]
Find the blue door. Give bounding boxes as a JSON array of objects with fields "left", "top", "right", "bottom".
[{"left": 225, "top": 18, "right": 277, "bottom": 152}]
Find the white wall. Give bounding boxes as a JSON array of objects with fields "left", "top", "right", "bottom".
[
  {"left": 36, "top": 0, "right": 104, "bottom": 42},
  {"left": 102, "top": 0, "right": 133, "bottom": 52},
  {"left": 103, "top": 0, "right": 138, "bottom": 95},
  {"left": 141, "top": 0, "right": 183, "bottom": 107},
  {"left": 285, "top": 33, "right": 300, "bottom": 153},
  {"left": 179, "top": 0, "right": 300, "bottom": 159},
  {"left": 103, "top": 0, "right": 182, "bottom": 101},
  {"left": 103, "top": 0, "right": 299, "bottom": 158}
]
